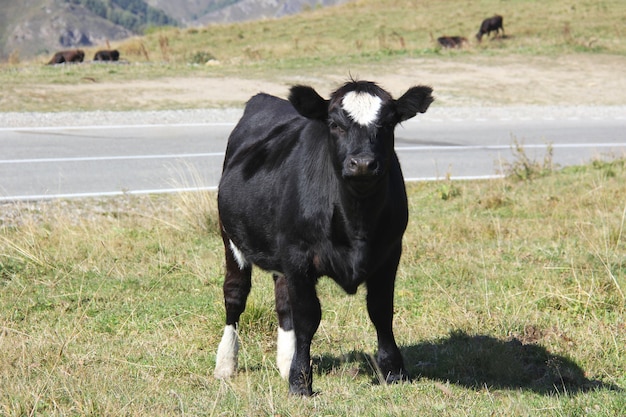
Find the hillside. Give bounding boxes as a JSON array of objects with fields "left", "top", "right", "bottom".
[
  {"left": 144, "top": 0, "right": 348, "bottom": 25},
  {"left": 189, "top": 0, "right": 349, "bottom": 25},
  {"left": 0, "top": 0, "right": 350, "bottom": 61}
]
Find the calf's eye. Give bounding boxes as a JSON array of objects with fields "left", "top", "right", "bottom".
[{"left": 329, "top": 121, "right": 345, "bottom": 134}]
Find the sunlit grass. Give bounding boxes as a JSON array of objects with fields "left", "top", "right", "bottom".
[{"left": 1, "top": 157, "right": 624, "bottom": 415}]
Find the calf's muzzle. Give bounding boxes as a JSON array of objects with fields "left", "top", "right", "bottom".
[{"left": 344, "top": 154, "right": 380, "bottom": 178}]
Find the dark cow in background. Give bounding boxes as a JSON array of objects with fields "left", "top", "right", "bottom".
[
  {"left": 214, "top": 80, "right": 434, "bottom": 395},
  {"left": 93, "top": 49, "right": 120, "bottom": 61},
  {"left": 47, "top": 49, "right": 85, "bottom": 64},
  {"left": 437, "top": 36, "right": 468, "bottom": 48},
  {"left": 476, "top": 15, "right": 504, "bottom": 41}
]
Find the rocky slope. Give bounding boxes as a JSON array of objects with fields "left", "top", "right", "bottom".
[{"left": 3, "top": 0, "right": 135, "bottom": 61}]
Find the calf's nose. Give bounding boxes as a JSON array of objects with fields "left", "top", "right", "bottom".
[{"left": 345, "top": 156, "right": 379, "bottom": 177}]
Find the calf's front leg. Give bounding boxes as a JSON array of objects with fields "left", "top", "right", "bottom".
[{"left": 366, "top": 250, "right": 408, "bottom": 383}]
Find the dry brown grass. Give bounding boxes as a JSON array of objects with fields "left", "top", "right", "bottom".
[{"left": 1, "top": 0, "right": 625, "bottom": 112}]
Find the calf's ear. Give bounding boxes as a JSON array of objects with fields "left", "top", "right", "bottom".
[
  {"left": 395, "top": 86, "right": 434, "bottom": 122},
  {"left": 288, "top": 85, "right": 329, "bottom": 121}
]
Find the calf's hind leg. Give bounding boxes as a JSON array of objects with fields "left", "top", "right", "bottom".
[
  {"left": 273, "top": 273, "right": 295, "bottom": 379},
  {"left": 214, "top": 231, "right": 252, "bottom": 379},
  {"left": 287, "top": 275, "right": 321, "bottom": 396}
]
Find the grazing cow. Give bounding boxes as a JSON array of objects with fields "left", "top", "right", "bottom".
[
  {"left": 476, "top": 15, "right": 504, "bottom": 41},
  {"left": 47, "top": 49, "right": 85, "bottom": 64},
  {"left": 214, "top": 80, "right": 434, "bottom": 395},
  {"left": 93, "top": 49, "right": 120, "bottom": 61},
  {"left": 437, "top": 36, "right": 468, "bottom": 48}
]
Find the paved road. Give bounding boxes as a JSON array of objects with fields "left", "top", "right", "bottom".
[{"left": 1, "top": 113, "right": 625, "bottom": 201}]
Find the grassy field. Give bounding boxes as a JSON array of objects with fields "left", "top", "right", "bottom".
[
  {"left": 1, "top": 154, "right": 624, "bottom": 415},
  {"left": 0, "top": 0, "right": 624, "bottom": 112},
  {"left": 16, "top": 0, "right": 626, "bottom": 68}
]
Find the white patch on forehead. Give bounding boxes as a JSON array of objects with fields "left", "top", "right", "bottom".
[{"left": 341, "top": 91, "right": 382, "bottom": 126}]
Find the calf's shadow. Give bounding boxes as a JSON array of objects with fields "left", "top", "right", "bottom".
[{"left": 313, "top": 330, "right": 620, "bottom": 395}]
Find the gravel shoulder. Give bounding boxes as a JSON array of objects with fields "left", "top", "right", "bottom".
[{"left": 1, "top": 105, "right": 624, "bottom": 129}]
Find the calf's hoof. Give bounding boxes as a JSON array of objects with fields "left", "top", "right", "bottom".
[
  {"left": 383, "top": 369, "right": 410, "bottom": 384},
  {"left": 288, "top": 385, "right": 314, "bottom": 396}
]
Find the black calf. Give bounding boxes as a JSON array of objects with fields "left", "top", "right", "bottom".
[{"left": 214, "top": 80, "right": 434, "bottom": 395}]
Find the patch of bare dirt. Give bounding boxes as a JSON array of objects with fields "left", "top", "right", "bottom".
[{"left": 30, "top": 53, "right": 626, "bottom": 109}]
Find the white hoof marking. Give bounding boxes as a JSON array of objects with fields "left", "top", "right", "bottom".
[
  {"left": 276, "top": 327, "right": 295, "bottom": 379},
  {"left": 214, "top": 325, "right": 239, "bottom": 379}
]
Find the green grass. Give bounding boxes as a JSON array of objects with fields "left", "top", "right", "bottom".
[{"left": 1, "top": 158, "right": 624, "bottom": 415}]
